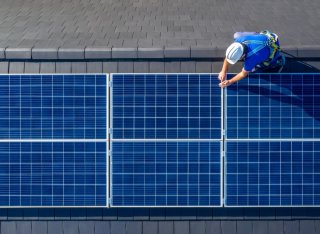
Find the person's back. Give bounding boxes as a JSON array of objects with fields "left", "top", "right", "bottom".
[
  {"left": 218, "top": 30, "right": 284, "bottom": 88},
  {"left": 234, "top": 33, "right": 280, "bottom": 72}
]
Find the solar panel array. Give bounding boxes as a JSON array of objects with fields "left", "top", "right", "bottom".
[
  {"left": 0, "top": 74, "right": 107, "bottom": 207},
  {"left": 2, "top": 72, "right": 320, "bottom": 208},
  {"left": 111, "top": 74, "right": 222, "bottom": 207},
  {"left": 225, "top": 73, "right": 320, "bottom": 207}
]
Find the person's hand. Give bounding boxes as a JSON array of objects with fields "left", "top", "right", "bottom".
[
  {"left": 219, "top": 80, "right": 231, "bottom": 88},
  {"left": 218, "top": 71, "right": 227, "bottom": 81}
]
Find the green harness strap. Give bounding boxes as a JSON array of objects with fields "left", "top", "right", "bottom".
[{"left": 260, "top": 30, "right": 281, "bottom": 66}]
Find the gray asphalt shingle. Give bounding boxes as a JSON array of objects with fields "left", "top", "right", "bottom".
[
  {"left": 24, "top": 63, "right": 40, "bottom": 73},
  {"left": 63, "top": 221, "right": 79, "bottom": 234},
  {"left": 158, "top": 221, "right": 173, "bottom": 234},
  {"left": 0, "top": 62, "right": 9, "bottom": 73},
  {"left": 252, "top": 221, "right": 268, "bottom": 234},
  {"left": 48, "top": 221, "right": 63, "bottom": 234},
  {"left": 111, "top": 222, "right": 126, "bottom": 234},
  {"left": 95, "top": 221, "right": 111, "bottom": 234},
  {"left": 221, "top": 221, "right": 236, "bottom": 234},
  {"left": 143, "top": 222, "right": 158, "bottom": 234},
  {"left": 174, "top": 221, "right": 189, "bottom": 234},
  {"left": 190, "top": 221, "right": 205, "bottom": 234},
  {"left": 87, "top": 62, "right": 103, "bottom": 73},
  {"left": 103, "top": 62, "right": 118, "bottom": 73},
  {"left": 126, "top": 221, "right": 143, "bottom": 234},
  {"left": 71, "top": 62, "right": 87, "bottom": 73},
  {"left": 40, "top": 63, "right": 56, "bottom": 73},
  {"left": 31, "top": 221, "right": 47, "bottom": 234},
  {"left": 284, "top": 221, "right": 299, "bottom": 234},
  {"left": 300, "top": 220, "right": 316, "bottom": 234},
  {"left": 9, "top": 62, "right": 24, "bottom": 73},
  {"left": 1, "top": 222, "right": 16, "bottom": 234},
  {"left": 237, "top": 221, "right": 252, "bottom": 234},
  {"left": 118, "top": 62, "right": 134, "bottom": 73},
  {"left": 164, "top": 62, "right": 181, "bottom": 73},
  {"left": 55, "top": 63, "right": 72, "bottom": 73},
  {"left": 133, "top": 62, "right": 149, "bottom": 73},
  {"left": 205, "top": 221, "right": 221, "bottom": 234},
  {"left": 268, "top": 221, "right": 284, "bottom": 234},
  {"left": 79, "top": 221, "right": 95, "bottom": 234},
  {"left": 149, "top": 62, "right": 165, "bottom": 73}
]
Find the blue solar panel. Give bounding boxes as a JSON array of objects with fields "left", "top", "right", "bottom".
[
  {"left": 0, "top": 142, "right": 107, "bottom": 207},
  {"left": 111, "top": 141, "right": 221, "bottom": 206},
  {"left": 0, "top": 74, "right": 108, "bottom": 207},
  {"left": 226, "top": 73, "right": 320, "bottom": 139},
  {"left": 225, "top": 141, "right": 320, "bottom": 206},
  {"left": 112, "top": 74, "right": 221, "bottom": 139},
  {"left": 0, "top": 74, "right": 107, "bottom": 139}
]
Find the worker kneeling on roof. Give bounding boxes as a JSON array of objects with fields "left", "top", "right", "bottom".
[{"left": 218, "top": 30, "right": 285, "bottom": 88}]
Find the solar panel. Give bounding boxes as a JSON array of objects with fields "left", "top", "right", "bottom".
[
  {"left": 0, "top": 74, "right": 107, "bottom": 139},
  {"left": 0, "top": 74, "right": 108, "bottom": 207},
  {"left": 225, "top": 73, "right": 320, "bottom": 207},
  {"left": 0, "top": 141, "right": 107, "bottom": 207},
  {"left": 111, "top": 73, "right": 222, "bottom": 207},
  {"left": 111, "top": 141, "right": 221, "bottom": 207},
  {"left": 225, "top": 141, "right": 320, "bottom": 207},
  {"left": 226, "top": 73, "right": 320, "bottom": 139},
  {"left": 111, "top": 74, "right": 221, "bottom": 139}
]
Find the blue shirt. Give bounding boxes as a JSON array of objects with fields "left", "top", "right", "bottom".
[{"left": 235, "top": 34, "right": 280, "bottom": 72}]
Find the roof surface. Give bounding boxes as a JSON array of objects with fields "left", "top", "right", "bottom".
[{"left": 0, "top": 0, "right": 319, "bottom": 49}]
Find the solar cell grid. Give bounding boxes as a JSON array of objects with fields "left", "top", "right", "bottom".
[
  {"left": 226, "top": 73, "right": 320, "bottom": 139},
  {"left": 112, "top": 74, "right": 221, "bottom": 140},
  {"left": 0, "top": 74, "right": 107, "bottom": 139},
  {"left": 0, "top": 141, "right": 107, "bottom": 207},
  {"left": 111, "top": 141, "right": 221, "bottom": 207},
  {"left": 111, "top": 73, "right": 222, "bottom": 207},
  {"left": 0, "top": 74, "right": 108, "bottom": 207},
  {"left": 225, "top": 141, "right": 320, "bottom": 206}
]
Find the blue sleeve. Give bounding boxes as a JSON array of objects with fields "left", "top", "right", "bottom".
[
  {"left": 244, "top": 54, "right": 268, "bottom": 72},
  {"left": 243, "top": 59, "right": 257, "bottom": 72}
]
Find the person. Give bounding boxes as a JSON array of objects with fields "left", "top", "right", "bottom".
[{"left": 218, "top": 30, "right": 285, "bottom": 88}]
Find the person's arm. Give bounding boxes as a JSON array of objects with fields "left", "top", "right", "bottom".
[
  {"left": 219, "top": 68, "right": 249, "bottom": 88},
  {"left": 218, "top": 58, "right": 229, "bottom": 81}
]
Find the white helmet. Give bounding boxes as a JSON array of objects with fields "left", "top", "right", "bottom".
[{"left": 226, "top": 42, "right": 244, "bottom": 64}]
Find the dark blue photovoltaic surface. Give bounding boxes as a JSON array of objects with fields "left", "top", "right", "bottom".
[
  {"left": 0, "top": 142, "right": 107, "bottom": 206},
  {"left": 112, "top": 141, "right": 221, "bottom": 206},
  {"left": 225, "top": 141, "right": 320, "bottom": 206},
  {"left": 112, "top": 74, "right": 221, "bottom": 139},
  {"left": 0, "top": 75, "right": 107, "bottom": 139},
  {"left": 227, "top": 74, "right": 320, "bottom": 139}
]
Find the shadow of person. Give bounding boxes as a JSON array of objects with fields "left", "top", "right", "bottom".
[
  {"left": 282, "top": 59, "right": 320, "bottom": 73},
  {"left": 228, "top": 65, "right": 320, "bottom": 125}
]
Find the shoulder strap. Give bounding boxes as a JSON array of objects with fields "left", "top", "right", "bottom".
[{"left": 242, "top": 40, "right": 268, "bottom": 58}]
